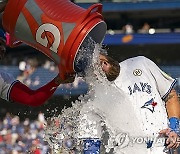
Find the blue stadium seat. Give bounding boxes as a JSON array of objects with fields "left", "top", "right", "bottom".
[
  {"left": 160, "top": 66, "right": 180, "bottom": 78},
  {"left": 160, "top": 66, "right": 180, "bottom": 93},
  {"left": 55, "top": 81, "right": 88, "bottom": 95},
  {"left": 27, "top": 67, "right": 57, "bottom": 88},
  {"left": 0, "top": 66, "right": 21, "bottom": 78},
  {"left": 26, "top": 67, "right": 88, "bottom": 95}
]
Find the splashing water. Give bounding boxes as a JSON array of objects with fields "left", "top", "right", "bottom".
[
  {"left": 44, "top": 38, "right": 147, "bottom": 154},
  {"left": 74, "top": 35, "right": 96, "bottom": 73}
]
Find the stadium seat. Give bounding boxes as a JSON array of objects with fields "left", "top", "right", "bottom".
[
  {"left": 0, "top": 66, "right": 21, "bottom": 78},
  {"left": 160, "top": 66, "right": 180, "bottom": 79},
  {"left": 27, "top": 67, "right": 57, "bottom": 88}
]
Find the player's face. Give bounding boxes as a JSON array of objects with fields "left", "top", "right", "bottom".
[
  {"left": 0, "top": 38, "right": 6, "bottom": 60},
  {"left": 99, "top": 54, "right": 111, "bottom": 73}
]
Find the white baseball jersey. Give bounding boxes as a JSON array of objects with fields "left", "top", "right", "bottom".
[
  {"left": 113, "top": 56, "right": 176, "bottom": 153},
  {"left": 0, "top": 71, "right": 18, "bottom": 101}
]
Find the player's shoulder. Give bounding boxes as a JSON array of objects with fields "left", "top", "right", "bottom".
[
  {"left": 129, "top": 56, "right": 149, "bottom": 61},
  {"left": 121, "top": 56, "right": 149, "bottom": 65}
]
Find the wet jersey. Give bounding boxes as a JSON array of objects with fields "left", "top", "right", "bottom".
[
  {"left": 0, "top": 71, "right": 18, "bottom": 101},
  {"left": 114, "top": 56, "right": 176, "bottom": 137}
]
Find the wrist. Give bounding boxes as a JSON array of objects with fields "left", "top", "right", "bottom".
[
  {"left": 54, "top": 75, "right": 63, "bottom": 85},
  {"left": 169, "top": 117, "right": 180, "bottom": 134}
]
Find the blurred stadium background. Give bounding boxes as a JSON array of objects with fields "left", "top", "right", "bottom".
[{"left": 0, "top": 0, "right": 180, "bottom": 153}]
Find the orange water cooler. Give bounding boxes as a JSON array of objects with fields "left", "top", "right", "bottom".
[{"left": 2, "top": 0, "right": 107, "bottom": 78}]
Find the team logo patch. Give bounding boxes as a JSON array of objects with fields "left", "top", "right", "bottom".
[
  {"left": 141, "top": 98, "right": 157, "bottom": 113},
  {"left": 133, "top": 69, "right": 142, "bottom": 76}
]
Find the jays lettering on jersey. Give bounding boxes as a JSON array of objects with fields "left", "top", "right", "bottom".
[
  {"left": 0, "top": 71, "right": 18, "bottom": 101},
  {"left": 114, "top": 56, "right": 176, "bottom": 137}
]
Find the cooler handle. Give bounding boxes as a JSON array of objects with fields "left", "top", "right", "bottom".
[
  {"left": 79, "top": 3, "right": 103, "bottom": 23},
  {"left": 87, "top": 3, "right": 103, "bottom": 15}
]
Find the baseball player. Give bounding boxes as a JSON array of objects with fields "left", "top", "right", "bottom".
[
  {"left": 83, "top": 53, "right": 180, "bottom": 154},
  {"left": 0, "top": 29, "right": 74, "bottom": 107}
]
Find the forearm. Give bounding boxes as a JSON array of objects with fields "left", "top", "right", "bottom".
[
  {"left": 165, "top": 89, "right": 180, "bottom": 118},
  {"left": 10, "top": 76, "right": 60, "bottom": 107}
]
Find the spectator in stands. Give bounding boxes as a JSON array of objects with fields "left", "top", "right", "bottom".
[
  {"left": 0, "top": 113, "right": 52, "bottom": 153},
  {"left": 17, "top": 58, "right": 38, "bottom": 86},
  {"left": 0, "top": 29, "right": 75, "bottom": 107},
  {"left": 122, "top": 23, "right": 134, "bottom": 34},
  {"left": 140, "top": 22, "right": 150, "bottom": 33},
  {"left": 43, "top": 60, "right": 57, "bottom": 72},
  {"left": 82, "top": 53, "right": 180, "bottom": 154}
]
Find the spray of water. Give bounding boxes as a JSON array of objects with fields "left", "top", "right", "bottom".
[{"left": 43, "top": 39, "right": 144, "bottom": 154}]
